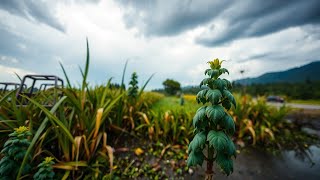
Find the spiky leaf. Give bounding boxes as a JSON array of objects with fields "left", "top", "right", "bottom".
[
  {"left": 187, "top": 150, "right": 205, "bottom": 167},
  {"left": 223, "top": 90, "right": 236, "bottom": 108},
  {"left": 206, "top": 89, "right": 222, "bottom": 104},
  {"left": 207, "top": 69, "right": 219, "bottom": 78},
  {"left": 193, "top": 106, "right": 206, "bottom": 128},
  {"left": 196, "top": 89, "right": 208, "bottom": 104},
  {"left": 193, "top": 120, "right": 208, "bottom": 133},
  {"left": 216, "top": 153, "right": 233, "bottom": 175},
  {"left": 226, "top": 137, "right": 237, "bottom": 158},
  {"left": 222, "top": 79, "right": 232, "bottom": 89},
  {"left": 206, "top": 105, "right": 225, "bottom": 125},
  {"left": 200, "top": 78, "right": 212, "bottom": 87},
  {"left": 204, "top": 69, "right": 211, "bottom": 75},
  {"left": 222, "top": 114, "right": 235, "bottom": 135},
  {"left": 222, "top": 100, "right": 232, "bottom": 110},
  {"left": 207, "top": 130, "right": 228, "bottom": 152},
  {"left": 219, "top": 68, "right": 229, "bottom": 75},
  {"left": 188, "top": 131, "right": 207, "bottom": 153},
  {"left": 213, "top": 79, "right": 226, "bottom": 90}
]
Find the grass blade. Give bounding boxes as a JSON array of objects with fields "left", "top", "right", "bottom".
[
  {"left": 59, "top": 62, "right": 72, "bottom": 89},
  {"left": 0, "top": 90, "right": 15, "bottom": 105},
  {"left": 138, "top": 73, "right": 155, "bottom": 98},
  {"left": 121, "top": 59, "right": 128, "bottom": 91},
  {"left": 14, "top": 72, "right": 22, "bottom": 82},
  {"left": 17, "top": 96, "right": 68, "bottom": 179},
  {"left": 82, "top": 38, "right": 90, "bottom": 92},
  {"left": 23, "top": 95, "right": 75, "bottom": 144}
]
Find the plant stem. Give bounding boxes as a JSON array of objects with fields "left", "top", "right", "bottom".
[{"left": 205, "top": 146, "right": 214, "bottom": 180}]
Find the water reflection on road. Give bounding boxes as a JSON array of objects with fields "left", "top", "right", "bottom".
[
  {"left": 187, "top": 146, "right": 320, "bottom": 180},
  {"left": 268, "top": 102, "right": 320, "bottom": 110}
]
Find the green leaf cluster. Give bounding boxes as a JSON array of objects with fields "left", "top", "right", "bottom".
[
  {"left": 187, "top": 58, "right": 237, "bottom": 176},
  {"left": 128, "top": 72, "right": 139, "bottom": 99},
  {"left": 0, "top": 126, "right": 32, "bottom": 179},
  {"left": 33, "top": 157, "right": 55, "bottom": 180}
]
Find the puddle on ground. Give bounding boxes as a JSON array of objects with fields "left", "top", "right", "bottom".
[{"left": 186, "top": 145, "right": 320, "bottom": 180}]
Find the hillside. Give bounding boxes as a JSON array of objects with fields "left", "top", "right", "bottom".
[{"left": 235, "top": 61, "right": 320, "bottom": 85}]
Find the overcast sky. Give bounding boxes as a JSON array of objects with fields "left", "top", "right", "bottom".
[{"left": 0, "top": 0, "right": 319, "bottom": 89}]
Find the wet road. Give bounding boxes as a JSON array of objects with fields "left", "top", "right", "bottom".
[
  {"left": 186, "top": 146, "right": 320, "bottom": 180},
  {"left": 268, "top": 102, "right": 320, "bottom": 110}
]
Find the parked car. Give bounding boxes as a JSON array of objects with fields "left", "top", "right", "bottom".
[{"left": 267, "top": 96, "right": 284, "bottom": 103}]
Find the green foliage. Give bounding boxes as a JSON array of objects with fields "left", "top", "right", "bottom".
[
  {"left": 187, "top": 58, "right": 236, "bottom": 176},
  {"left": 33, "top": 157, "right": 55, "bottom": 180},
  {"left": 162, "top": 79, "right": 181, "bottom": 95},
  {"left": 207, "top": 130, "right": 228, "bottom": 152},
  {"left": 128, "top": 72, "right": 139, "bottom": 99},
  {"left": 187, "top": 150, "right": 205, "bottom": 167},
  {"left": 233, "top": 81, "right": 320, "bottom": 100},
  {"left": 232, "top": 94, "right": 317, "bottom": 151},
  {"left": 0, "top": 126, "right": 32, "bottom": 179},
  {"left": 0, "top": 40, "right": 160, "bottom": 179}
]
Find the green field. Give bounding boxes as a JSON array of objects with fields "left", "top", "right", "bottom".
[{"left": 151, "top": 95, "right": 200, "bottom": 112}]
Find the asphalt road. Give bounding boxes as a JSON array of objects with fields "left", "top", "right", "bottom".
[{"left": 268, "top": 102, "right": 320, "bottom": 110}]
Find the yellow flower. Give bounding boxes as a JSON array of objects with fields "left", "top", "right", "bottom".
[
  {"left": 44, "top": 157, "right": 54, "bottom": 164},
  {"left": 207, "top": 58, "right": 224, "bottom": 69},
  {"left": 134, "top": 148, "right": 144, "bottom": 156},
  {"left": 14, "top": 126, "right": 29, "bottom": 134}
]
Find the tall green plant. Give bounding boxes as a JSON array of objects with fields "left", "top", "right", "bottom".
[
  {"left": 0, "top": 126, "right": 32, "bottom": 179},
  {"left": 187, "top": 59, "right": 236, "bottom": 179},
  {"left": 128, "top": 72, "right": 139, "bottom": 100}
]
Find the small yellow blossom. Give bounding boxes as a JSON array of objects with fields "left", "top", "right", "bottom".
[
  {"left": 14, "top": 126, "right": 29, "bottom": 134},
  {"left": 207, "top": 58, "right": 224, "bottom": 69},
  {"left": 44, "top": 157, "right": 54, "bottom": 164}
]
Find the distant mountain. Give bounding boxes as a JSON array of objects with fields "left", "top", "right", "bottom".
[{"left": 235, "top": 61, "right": 320, "bottom": 85}]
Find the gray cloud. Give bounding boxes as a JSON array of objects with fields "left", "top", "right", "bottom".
[
  {"left": 0, "top": 0, "right": 101, "bottom": 32},
  {"left": 117, "top": 0, "right": 232, "bottom": 36},
  {"left": 0, "top": 0, "right": 66, "bottom": 32},
  {"left": 197, "top": 0, "right": 320, "bottom": 46},
  {"left": 117, "top": 0, "right": 320, "bottom": 46}
]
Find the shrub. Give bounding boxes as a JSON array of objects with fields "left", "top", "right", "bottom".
[
  {"left": 0, "top": 126, "right": 32, "bottom": 179},
  {"left": 33, "top": 157, "right": 55, "bottom": 180}
]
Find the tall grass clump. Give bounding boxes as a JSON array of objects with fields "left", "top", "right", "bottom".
[
  {"left": 13, "top": 39, "right": 123, "bottom": 179},
  {"left": 232, "top": 94, "right": 318, "bottom": 152}
]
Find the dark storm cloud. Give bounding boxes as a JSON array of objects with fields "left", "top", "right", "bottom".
[
  {"left": 0, "top": 0, "right": 65, "bottom": 32},
  {"left": 196, "top": 0, "right": 320, "bottom": 46},
  {"left": 117, "top": 0, "right": 320, "bottom": 46},
  {"left": 117, "top": 0, "right": 232, "bottom": 36}
]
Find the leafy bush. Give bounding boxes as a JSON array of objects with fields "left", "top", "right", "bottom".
[
  {"left": 0, "top": 126, "right": 32, "bottom": 179},
  {"left": 33, "top": 157, "right": 55, "bottom": 180},
  {"left": 232, "top": 94, "right": 317, "bottom": 151}
]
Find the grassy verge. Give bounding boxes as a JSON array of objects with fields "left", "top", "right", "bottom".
[
  {"left": 151, "top": 95, "right": 200, "bottom": 112},
  {"left": 289, "top": 99, "right": 320, "bottom": 105}
]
